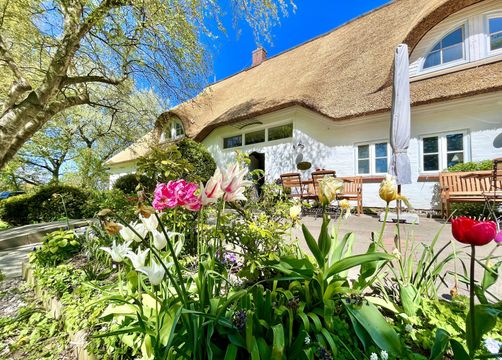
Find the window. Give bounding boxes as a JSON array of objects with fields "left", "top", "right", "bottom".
[
  {"left": 489, "top": 17, "right": 502, "bottom": 51},
  {"left": 268, "top": 123, "right": 293, "bottom": 141},
  {"left": 223, "top": 135, "right": 242, "bottom": 149},
  {"left": 423, "top": 27, "right": 465, "bottom": 69},
  {"left": 421, "top": 132, "right": 466, "bottom": 172},
  {"left": 161, "top": 119, "right": 184, "bottom": 142},
  {"left": 245, "top": 130, "right": 265, "bottom": 145},
  {"left": 356, "top": 142, "right": 389, "bottom": 175}
]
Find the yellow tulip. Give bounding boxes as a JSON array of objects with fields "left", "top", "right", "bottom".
[
  {"left": 318, "top": 176, "right": 343, "bottom": 206},
  {"left": 339, "top": 199, "right": 351, "bottom": 219},
  {"left": 379, "top": 174, "right": 412, "bottom": 207},
  {"left": 290, "top": 205, "right": 302, "bottom": 220}
]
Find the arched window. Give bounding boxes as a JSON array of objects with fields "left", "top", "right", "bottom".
[
  {"left": 489, "top": 17, "right": 502, "bottom": 52},
  {"left": 161, "top": 118, "right": 185, "bottom": 142},
  {"left": 423, "top": 26, "right": 465, "bottom": 69}
]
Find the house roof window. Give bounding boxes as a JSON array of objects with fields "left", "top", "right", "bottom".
[
  {"left": 161, "top": 118, "right": 185, "bottom": 142},
  {"left": 423, "top": 27, "right": 465, "bottom": 70},
  {"left": 489, "top": 17, "right": 502, "bottom": 51}
]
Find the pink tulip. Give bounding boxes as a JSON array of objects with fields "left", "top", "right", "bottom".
[
  {"left": 200, "top": 169, "right": 224, "bottom": 206},
  {"left": 153, "top": 180, "right": 201, "bottom": 212},
  {"left": 495, "top": 231, "right": 502, "bottom": 244},
  {"left": 221, "top": 163, "right": 252, "bottom": 202}
]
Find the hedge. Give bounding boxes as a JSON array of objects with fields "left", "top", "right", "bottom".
[{"left": 113, "top": 173, "right": 156, "bottom": 194}]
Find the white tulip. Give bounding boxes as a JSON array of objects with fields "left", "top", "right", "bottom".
[
  {"left": 151, "top": 229, "right": 167, "bottom": 250},
  {"left": 120, "top": 222, "right": 148, "bottom": 243},
  {"left": 100, "top": 240, "right": 132, "bottom": 263},
  {"left": 126, "top": 247, "right": 150, "bottom": 269},
  {"left": 140, "top": 214, "right": 158, "bottom": 233},
  {"left": 138, "top": 259, "right": 171, "bottom": 286}
]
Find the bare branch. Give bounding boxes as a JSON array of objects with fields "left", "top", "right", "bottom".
[{"left": 63, "top": 75, "right": 127, "bottom": 86}]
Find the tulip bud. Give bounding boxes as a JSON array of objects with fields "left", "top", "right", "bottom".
[{"left": 318, "top": 177, "right": 343, "bottom": 206}]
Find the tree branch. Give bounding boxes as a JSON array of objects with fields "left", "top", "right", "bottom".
[{"left": 63, "top": 74, "right": 127, "bottom": 86}]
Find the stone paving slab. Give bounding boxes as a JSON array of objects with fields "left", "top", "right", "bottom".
[{"left": 0, "top": 219, "right": 91, "bottom": 250}]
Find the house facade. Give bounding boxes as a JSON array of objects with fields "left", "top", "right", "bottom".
[{"left": 106, "top": 0, "right": 502, "bottom": 210}]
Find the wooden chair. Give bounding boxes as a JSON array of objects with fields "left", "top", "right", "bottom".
[
  {"left": 338, "top": 176, "right": 363, "bottom": 215},
  {"left": 311, "top": 170, "right": 337, "bottom": 197},
  {"left": 483, "top": 157, "right": 502, "bottom": 212},
  {"left": 280, "top": 173, "right": 303, "bottom": 199}
]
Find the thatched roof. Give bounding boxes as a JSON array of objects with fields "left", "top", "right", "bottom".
[{"left": 108, "top": 0, "right": 501, "bottom": 165}]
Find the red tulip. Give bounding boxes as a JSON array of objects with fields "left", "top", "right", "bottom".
[{"left": 451, "top": 217, "right": 497, "bottom": 246}]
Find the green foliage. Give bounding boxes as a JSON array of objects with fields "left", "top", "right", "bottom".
[
  {"left": 113, "top": 173, "right": 156, "bottom": 194},
  {"left": 83, "top": 189, "right": 136, "bottom": 221},
  {"left": 446, "top": 160, "right": 493, "bottom": 172},
  {"left": 30, "top": 230, "right": 81, "bottom": 268},
  {"left": 0, "top": 184, "right": 89, "bottom": 225},
  {"left": 137, "top": 138, "right": 216, "bottom": 185},
  {"left": 177, "top": 138, "right": 217, "bottom": 184},
  {"left": 0, "top": 219, "right": 10, "bottom": 230}
]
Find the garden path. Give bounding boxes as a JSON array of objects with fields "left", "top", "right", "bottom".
[{"left": 297, "top": 214, "right": 502, "bottom": 299}]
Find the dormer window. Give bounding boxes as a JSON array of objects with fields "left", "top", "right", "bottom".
[
  {"left": 489, "top": 17, "right": 502, "bottom": 52},
  {"left": 423, "top": 26, "right": 465, "bottom": 70},
  {"left": 161, "top": 118, "right": 185, "bottom": 142}
]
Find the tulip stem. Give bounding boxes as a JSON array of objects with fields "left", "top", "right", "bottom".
[
  {"left": 377, "top": 204, "right": 389, "bottom": 248},
  {"left": 469, "top": 244, "right": 476, "bottom": 358}
]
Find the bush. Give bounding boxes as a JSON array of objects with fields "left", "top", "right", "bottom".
[
  {"left": 446, "top": 159, "right": 493, "bottom": 172},
  {"left": 176, "top": 138, "right": 216, "bottom": 183},
  {"left": 446, "top": 159, "right": 494, "bottom": 217},
  {"left": 0, "top": 185, "right": 89, "bottom": 225},
  {"left": 30, "top": 230, "right": 81, "bottom": 267},
  {"left": 0, "top": 220, "right": 10, "bottom": 230},
  {"left": 113, "top": 173, "right": 156, "bottom": 194},
  {"left": 83, "top": 189, "right": 136, "bottom": 221}
]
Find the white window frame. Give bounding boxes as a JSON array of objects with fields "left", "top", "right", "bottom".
[
  {"left": 420, "top": 23, "right": 469, "bottom": 74},
  {"left": 161, "top": 119, "right": 185, "bottom": 143},
  {"left": 221, "top": 121, "right": 293, "bottom": 151},
  {"left": 419, "top": 130, "right": 470, "bottom": 173},
  {"left": 486, "top": 12, "right": 502, "bottom": 56},
  {"left": 355, "top": 141, "right": 391, "bottom": 176}
]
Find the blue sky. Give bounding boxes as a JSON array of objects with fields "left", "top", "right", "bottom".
[{"left": 207, "top": 0, "right": 390, "bottom": 82}]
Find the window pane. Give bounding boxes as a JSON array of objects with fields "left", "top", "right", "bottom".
[
  {"left": 174, "top": 122, "right": 184, "bottom": 137},
  {"left": 245, "top": 130, "right": 265, "bottom": 145},
  {"left": 489, "top": 17, "right": 502, "bottom": 34},
  {"left": 375, "top": 143, "right": 387, "bottom": 157},
  {"left": 432, "top": 42, "right": 441, "bottom": 52},
  {"left": 424, "top": 50, "right": 441, "bottom": 68},
  {"left": 424, "top": 154, "right": 439, "bottom": 171},
  {"left": 423, "top": 137, "right": 438, "bottom": 153},
  {"left": 358, "top": 145, "right": 369, "bottom": 159},
  {"left": 447, "top": 152, "right": 464, "bottom": 167},
  {"left": 358, "top": 159, "right": 370, "bottom": 174},
  {"left": 446, "top": 133, "right": 463, "bottom": 151},
  {"left": 375, "top": 158, "right": 388, "bottom": 173},
  {"left": 491, "top": 32, "right": 502, "bottom": 51},
  {"left": 442, "top": 28, "right": 463, "bottom": 47},
  {"left": 442, "top": 43, "right": 463, "bottom": 63},
  {"left": 268, "top": 124, "right": 293, "bottom": 141},
  {"left": 223, "top": 135, "right": 242, "bottom": 149}
]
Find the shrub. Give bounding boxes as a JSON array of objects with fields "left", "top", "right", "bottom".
[
  {"left": 30, "top": 230, "right": 82, "bottom": 267},
  {"left": 0, "top": 185, "right": 89, "bottom": 225},
  {"left": 446, "top": 159, "right": 493, "bottom": 172},
  {"left": 176, "top": 138, "right": 216, "bottom": 183},
  {"left": 113, "top": 173, "right": 156, "bottom": 194},
  {"left": 0, "top": 219, "right": 10, "bottom": 230},
  {"left": 83, "top": 189, "right": 136, "bottom": 221}
]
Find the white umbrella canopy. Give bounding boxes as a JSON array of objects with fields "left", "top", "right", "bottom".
[{"left": 389, "top": 44, "right": 412, "bottom": 185}]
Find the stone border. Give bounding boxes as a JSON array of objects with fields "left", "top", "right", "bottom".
[{"left": 22, "top": 262, "right": 97, "bottom": 360}]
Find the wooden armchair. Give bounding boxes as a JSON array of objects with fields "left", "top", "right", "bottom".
[
  {"left": 338, "top": 176, "right": 363, "bottom": 215},
  {"left": 483, "top": 157, "right": 502, "bottom": 209}
]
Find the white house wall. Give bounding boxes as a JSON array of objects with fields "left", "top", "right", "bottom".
[
  {"left": 108, "top": 162, "right": 138, "bottom": 189},
  {"left": 202, "top": 93, "right": 502, "bottom": 210}
]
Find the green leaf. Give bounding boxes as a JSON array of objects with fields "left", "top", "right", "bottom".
[
  {"left": 482, "top": 260, "right": 500, "bottom": 291},
  {"left": 224, "top": 344, "right": 238, "bottom": 360},
  {"left": 400, "top": 284, "right": 419, "bottom": 317},
  {"left": 344, "top": 301, "right": 404, "bottom": 357},
  {"left": 271, "top": 324, "right": 285, "bottom": 360},
  {"left": 318, "top": 213, "right": 331, "bottom": 258},
  {"left": 466, "top": 304, "right": 500, "bottom": 355},
  {"left": 450, "top": 339, "right": 470, "bottom": 360},
  {"left": 429, "top": 329, "right": 450, "bottom": 360},
  {"left": 325, "top": 253, "right": 394, "bottom": 279},
  {"left": 302, "top": 224, "right": 324, "bottom": 268}
]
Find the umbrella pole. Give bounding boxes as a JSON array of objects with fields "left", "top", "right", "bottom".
[{"left": 396, "top": 184, "right": 401, "bottom": 252}]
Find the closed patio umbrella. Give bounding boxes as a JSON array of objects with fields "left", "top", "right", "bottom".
[{"left": 389, "top": 44, "right": 412, "bottom": 185}]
